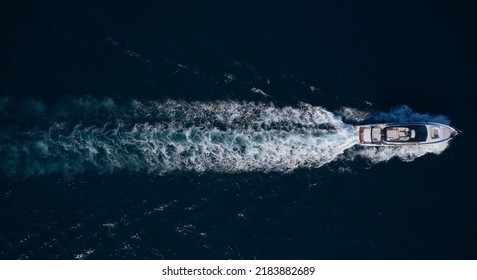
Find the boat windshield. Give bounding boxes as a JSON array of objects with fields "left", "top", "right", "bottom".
[{"left": 385, "top": 125, "right": 427, "bottom": 142}]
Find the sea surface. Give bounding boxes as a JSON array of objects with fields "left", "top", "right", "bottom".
[{"left": 0, "top": 0, "right": 476, "bottom": 259}]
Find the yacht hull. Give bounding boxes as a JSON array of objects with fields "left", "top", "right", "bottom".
[{"left": 358, "top": 122, "right": 460, "bottom": 146}]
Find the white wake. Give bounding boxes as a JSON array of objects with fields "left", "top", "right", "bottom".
[
  {"left": 0, "top": 99, "right": 357, "bottom": 176},
  {"left": 0, "top": 98, "right": 454, "bottom": 176}
]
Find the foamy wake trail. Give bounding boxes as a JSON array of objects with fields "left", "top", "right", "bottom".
[
  {"left": 344, "top": 105, "right": 451, "bottom": 163},
  {"left": 0, "top": 98, "right": 357, "bottom": 176},
  {"left": 347, "top": 142, "right": 449, "bottom": 163},
  {"left": 0, "top": 98, "right": 455, "bottom": 176}
]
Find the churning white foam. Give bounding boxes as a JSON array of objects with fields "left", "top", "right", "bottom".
[
  {"left": 348, "top": 142, "right": 449, "bottom": 164},
  {"left": 338, "top": 107, "right": 370, "bottom": 122},
  {"left": 0, "top": 99, "right": 455, "bottom": 176},
  {"left": 0, "top": 99, "right": 357, "bottom": 176}
]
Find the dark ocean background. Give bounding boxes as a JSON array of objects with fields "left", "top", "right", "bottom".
[{"left": 1, "top": 0, "right": 476, "bottom": 259}]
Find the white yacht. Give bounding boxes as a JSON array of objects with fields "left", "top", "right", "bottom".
[{"left": 358, "top": 122, "right": 460, "bottom": 146}]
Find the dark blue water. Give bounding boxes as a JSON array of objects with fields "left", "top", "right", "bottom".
[{"left": 1, "top": 0, "right": 476, "bottom": 259}]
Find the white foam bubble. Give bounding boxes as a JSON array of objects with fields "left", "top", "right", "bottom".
[
  {"left": 0, "top": 100, "right": 357, "bottom": 176},
  {"left": 338, "top": 107, "right": 369, "bottom": 122},
  {"left": 251, "top": 87, "right": 269, "bottom": 97},
  {"left": 348, "top": 142, "right": 449, "bottom": 163}
]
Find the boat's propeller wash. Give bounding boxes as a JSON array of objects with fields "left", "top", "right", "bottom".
[{"left": 0, "top": 98, "right": 459, "bottom": 176}]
